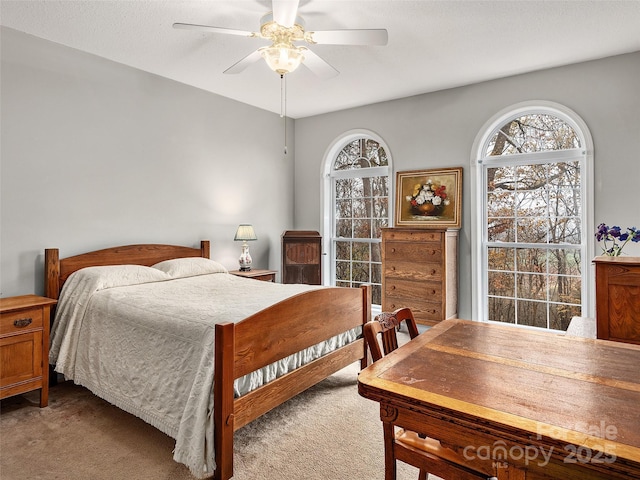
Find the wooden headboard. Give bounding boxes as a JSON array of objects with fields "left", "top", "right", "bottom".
[{"left": 45, "top": 240, "right": 210, "bottom": 300}]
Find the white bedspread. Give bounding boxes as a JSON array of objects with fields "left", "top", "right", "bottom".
[{"left": 49, "top": 266, "right": 358, "bottom": 478}]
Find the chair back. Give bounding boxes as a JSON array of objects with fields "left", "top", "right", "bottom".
[{"left": 365, "top": 307, "right": 420, "bottom": 362}]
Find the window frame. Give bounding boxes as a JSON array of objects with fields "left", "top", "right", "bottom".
[
  {"left": 321, "top": 130, "right": 392, "bottom": 311},
  {"left": 470, "top": 101, "right": 595, "bottom": 326}
]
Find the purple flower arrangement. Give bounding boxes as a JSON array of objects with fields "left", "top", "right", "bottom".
[{"left": 595, "top": 223, "right": 640, "bottom": 256}]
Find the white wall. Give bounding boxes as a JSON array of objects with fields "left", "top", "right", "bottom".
[
  {"left": 0, "top": 27, "right": 294, "bottom": 296},
  {"left": 294, "top": 51, "right": 640, "bottom": 319}
]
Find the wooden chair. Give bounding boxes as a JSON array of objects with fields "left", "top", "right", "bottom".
[{"left": 364, "top": 308, "right": 496, "bottom": 480}]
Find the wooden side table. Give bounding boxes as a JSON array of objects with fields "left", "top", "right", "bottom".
[
  {"left": 229, "top": 269, "right": 278, "bottom": 282},
  {"left": 593, "top": 256, "right": 640, "bottom": 344},
  {"left": 0, "top": 294, "right": 57, "bottom": 407}
]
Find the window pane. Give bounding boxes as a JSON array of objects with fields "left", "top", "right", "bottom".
[
  {"left": 517, "top": 273, "right": 547, "bottom": 301},
  {"left": 549, "top": 303, "right": 581, "bottom": 331},
  {"left": 517, "top": 300, "right": 547, "bottom": 328},
  {"left": 486, "top": 115, "right": 581, "bottom": 156},
  {"left": 353, "top": 219, "right": 371, "bottom": 238},
  {"left": 335, "top": 261, "right": 350, "bottom": 281},
  {"left": 548, "top": 275, "right": 581, "bottom": 305},
  {"left": 488, "top": 271, "right": 514, "bottom": 297},
  {"left": 351, "top": 178, "right": 365, "bottom": 197},
  {"left": 335, "top": 178, "right": 352, "bottom": 197},
  {"left": 336, "top": 219, "right": 352, "bottom": 238},
  {"left": 335, "top": 199, "right": 351, "bottom": 219},
  {"left": 516, "top": 217, "right": 547, "bottom": 243},
  {"left": 371, "top": 284, "right": 382, "bottom": 306},
  {"left": 335, "top": 241, "right": 351, "bottom": 261},
  {"left": 516, "top": 248, "right": 547, "bottom": 273},
  {"left": 373, "top": 218, "right": 387, "bottom": 238},
  {"left": 548, "top": 217, "right": 581, "bottom": 244},
  {"left": 488, "top": 297, "right": 515, "bottom": 323},
  {"left": 371, "top": 176, "right": 389, "bottom": 197},
  {"left": 373, "top": 196, "right": 388, "bottom": 218},
  {"left": 371, "top": 262, "right": 381, "bottom": 284},
  {"left": 488, "top": 217, "right": 515, "bottom": 242},
  {"left": 371, "top": 242, "right": 382, "bottom": 263},
  {"left": 549, "top": 248, "right": 581, "bottom": 276},
  {"left": 488, "top": 247, "right": 514, "bottom": 270},
  {"left": 353, "top": 262, "right": 370, "bottom": 282},
  {"left": 352, "top": 198, "right": 368, "bottom": 218},
  {"left": 353, "top": 242, "right": 370, "bottom": 262}
]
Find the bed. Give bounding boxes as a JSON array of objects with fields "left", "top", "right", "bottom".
[{"left": 44, "top": 240, "right": 371, "bottom": 480}]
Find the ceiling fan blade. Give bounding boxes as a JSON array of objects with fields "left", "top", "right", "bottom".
[
  {"left": 301, "top": 49, "right": 338, "bottom": 79},
  {"left": 173, "top": 23, "right": 255, "bottom": 38},
  {"left": 272, "top": 0, "right": 299, "bottom": 27},
  {"left": 308, "top": 29, "right": 388, "bottom": 46},
  {"left": 224, "top": 49, "right": 263, "bottom": 74}
]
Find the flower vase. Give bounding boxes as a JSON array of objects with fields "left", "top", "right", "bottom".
[{"left": 412, "top": 203, "right": 444, "bottom": 216}]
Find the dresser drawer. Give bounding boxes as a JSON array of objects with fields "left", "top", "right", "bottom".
[
  {"left": 383, "top": 230, "right": 443, "bottom": 243},
  {"left": 384, "top": 277, "right": 441, "bottom": 299},
  {"left": 384, "top": 241, "right": 443, "bottom": 264},
  {"left": 383, "top": 295, "right": 443, "bottom": 323},
  {"left": 384, "top": 261, "right": 443, "bottom": 282},
  {"left": 0, "top": 308, "right": 44, "bottom": 336}
]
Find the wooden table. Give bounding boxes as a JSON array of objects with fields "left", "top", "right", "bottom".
[{"left": 358, "top": 319, "right": 640, "bottom": 479}]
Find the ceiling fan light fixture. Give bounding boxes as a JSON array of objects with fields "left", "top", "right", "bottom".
[{"left": 259, "top": 43, "right": 306, "bottom": 75}]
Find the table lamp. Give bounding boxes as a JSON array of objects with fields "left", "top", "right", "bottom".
[{"left": 234, "top": 224, "right": 257, "bottom": 271}]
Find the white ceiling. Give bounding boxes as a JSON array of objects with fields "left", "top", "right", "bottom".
[{"left": 2, "top": 0, "right": 640, "bottom": 119}]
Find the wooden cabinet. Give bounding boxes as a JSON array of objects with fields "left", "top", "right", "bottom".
[
  {"left": 594, "top": 256, "right": 640, "bottom": 344},
  {"left": 381, "top": 228, "right": 458, "bottom": 326},
  {"left": 0, "top": 295, "right": 57, "bottom": 407},
  {"left": 229, "top": 269, "right": 277, "bottom": 282},
  {"left": 281, "top": 231, "right": 322, "bottom": 285}
]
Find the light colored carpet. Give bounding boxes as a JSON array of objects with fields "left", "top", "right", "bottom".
[{"left": 0, "top": 362, "right": 424, "bottom": 480}]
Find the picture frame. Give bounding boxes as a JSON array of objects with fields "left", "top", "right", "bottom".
[{"left": 394, "top": 167, "right": 462, "bottom": 229}]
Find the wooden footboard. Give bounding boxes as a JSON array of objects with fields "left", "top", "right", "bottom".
[{"left": 213, "top": 284, "right": 372, "bottom": 480}]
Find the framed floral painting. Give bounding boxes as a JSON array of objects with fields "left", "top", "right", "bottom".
[{"left": 394, "top": 167, "right": 462, "bottom": 228}]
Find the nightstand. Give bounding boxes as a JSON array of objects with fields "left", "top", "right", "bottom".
[
  {"left": 0, "top": 295, "right": 57, "bottom": 407},
  {"left": 229, "top": 269, "right": 278, "bottom": 282}
]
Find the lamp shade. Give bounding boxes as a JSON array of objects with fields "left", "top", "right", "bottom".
[{"left": 234, "top": 224, "right": 257, "bottom": 241}]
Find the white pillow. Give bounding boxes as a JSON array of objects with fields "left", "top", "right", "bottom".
[
  {"left": 64, "top": 265, "right": 171, "bottom": 293},
  {"left": 151, "top": 257, "right": 228, "bottom": 278}
]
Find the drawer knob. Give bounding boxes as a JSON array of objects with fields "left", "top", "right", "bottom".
[{"left": 14, "top": 318, "right": 33, "bottom": 328}]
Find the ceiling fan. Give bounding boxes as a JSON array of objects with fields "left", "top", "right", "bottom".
[{"left": 173, "top": 0, "right": 388, "bottom": 79}]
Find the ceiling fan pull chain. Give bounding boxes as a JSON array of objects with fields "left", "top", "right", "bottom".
[{"left": 281, "top": 74, "right": 288, "bottom": 155}]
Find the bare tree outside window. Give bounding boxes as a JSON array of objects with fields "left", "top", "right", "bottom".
[
  {"left": 483, "top": 114, "right": 585, "bottom": 331},
  {"left": 332, "top": 138, "right": 389, "bottom": 306}
]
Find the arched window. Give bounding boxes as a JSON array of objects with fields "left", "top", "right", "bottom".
[
  {"left": 322, "top": 131, "right": 391, "bottom": 309},
  {"left": 471, "top": 102, "right": 594, "bottom": 331}
]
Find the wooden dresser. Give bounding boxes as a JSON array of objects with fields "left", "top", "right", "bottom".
[
  {"left": 0, "top": 295, "right": 57, "bottom": 407},
  {"left": 381, "top": 228, "right": 458, "bottom": 326},
  {"left": 281, "top": 230, "right": 322, "bottom": 285},
  {"left": 593, "top": 256, "right": 640, "bottom": 344}
]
